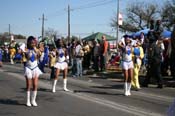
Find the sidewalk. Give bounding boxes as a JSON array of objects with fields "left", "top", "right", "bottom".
[
  {"left": 44, "top": 67, "right": 175, "bottom": 88},
  {"left": 3, "top": 62, "right": 175, "bottom": 88}
]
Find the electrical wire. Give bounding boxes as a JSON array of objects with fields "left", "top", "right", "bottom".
[
  {"left": 72, "top": 0, "right": 115, "bottom": 11},
  {"left": 46, "top": 8, "right": 66, "bottom": 18},
  {"left": 45, "top": 0, "right": 115, "bottom": 18}
]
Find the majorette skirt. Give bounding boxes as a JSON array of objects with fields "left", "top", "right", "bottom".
[
  {"left": 24, "top": 66, "right": 43, "bottom": 79},
  {"left": 54, "top": 61, "right": 68, "bottom": 70}
]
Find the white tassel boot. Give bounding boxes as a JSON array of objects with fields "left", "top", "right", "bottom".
[
  {"left": 124, "top": 82, "right": 128, "bottom": 96},
  {"left": 31, "top": 91, "right": 38, "bottom": 106},
  {"left": 10, "top": 58, "right": 14, "bottom": 64},
  {"left": 26, "top": 91, "right": 31, "bottom": 107},
  {"left": 52, "top": 79, "right": 57, "bottom": 93},
  {"left": 127, "top": 83, "right": 131, "bottom": 96},
  {"left": 63, "top": 79, "right": 69, "bottom": 91}
]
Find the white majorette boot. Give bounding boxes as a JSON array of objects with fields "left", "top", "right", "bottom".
[
  {"left": 124, "top": 82, "right": 128, "bottom": 96},
  {"left": 127, "top": 83, "right": 131, "bottom": 96},
  {"left": 31, "top": 91, "right": 38, "bottom": 106},
  {"left": 63, "top": 79, "right": 69, "bottom": 92},
  {"left": 52, "top": 79, "right": 57, "bottom": 93},
  {"left": 26, "top": 91, "right": 31, "bottom": 107},
  {"left": 10, "top": 58, "right": 14, "bottom": 64}
]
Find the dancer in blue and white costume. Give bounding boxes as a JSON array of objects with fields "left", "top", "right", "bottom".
[
  {"left": 118, "top": 35, "right": 134, "bottom": 96},
  {"left": 52, "top": 39, "right": 69, "bottom": 93},
  {"left": 25, "top": 36, "right": 42, "bottom": 107}
]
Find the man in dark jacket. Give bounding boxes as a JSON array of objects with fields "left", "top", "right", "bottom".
[
  {"left": 143, "top": 38, "right": 164, "bottom": 88},
  {"left": 171, "top": 25, "right": 175, "bottom": 79}
]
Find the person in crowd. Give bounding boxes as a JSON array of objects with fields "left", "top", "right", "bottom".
[
  {"left": 52, "top": 39, "right": 70, "bottom": 93},
  {"left": 118, "top": 35, "right": 133, "bottom": 96},
  {"left": 93, "top": 39, "right": 101, "bottom": 72},
  {"left": 0, "top": 47, "right": 3, "bottom": 67},
  {"left": 140, "top": 32, "right": 145, "bottom": 45},
  {"left": 38, "top": 42, "right": 45, "bottom": 73},
  {"left": 70, "top": 39, "right": 77, "bottom": 77},
  {"left": 150, "top": 19, "right": 155, "bottom": 30},
  {"left": 14, "top": 47, "right": 23, "bottom": 63},
  {"left": 131, "top": 40, "right": 144, "bottom": 91},
  {"left": 170, "top": 24, "right": 175, "bottom": 79},
  {"left": 3, "top": 45, "right": 9, "bottom": 62},
  {"left": 147, "top": 20, "right": 156, "bottom": 42},
  {"left": 141, "top": 37, "right": 149, "bottom": 74},
  {"left": 67, "top": 42, "right": 71, "bottom": 66},
  {"left": 9, "top": 40, "right": 16, "bottom": 64},
  {"left": 154, "top": 20, "right": 164, "bottom": 39},
  {"left": 75, "top": 40, "right": 84, "bottom": 77},
  {"left": 161, "top": 38, "right": 170, "bottom": 76},
  {"left": 100, "top": 35, "right": 109, "bottom": 72},
  {"left": 49, "top": 46, "right": 57, "bottom": 80},
  {"left": 151, "top": 20, "right": 164, "bottom": 43},
  {"left": 44, "top": 45, "right": 49, "bottom": 65},
  {"left": 143, "top": 37, "right": 164, "bottom": 88},
  {"left": 24, "top": 36, "right": 42, "bottom": 107},
  {"left": 165, "top": 38, "right": 172, "bottom": 76},
  {"left": 19, "top": 43, "right": 27, "bottom": 68},
  {"left": 83, "top": 40, "right": 91, "bottom": 70}
]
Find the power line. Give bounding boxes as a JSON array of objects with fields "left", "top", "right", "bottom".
[
  {"left": 45, "top": 0, "right": 115, "bottom": 18},
  {"left": 72, "top": 0, "right": 111, "bottom": 9},
  {"left": 41, "top": 0, "right": 115, "bottom": 39},
  {"left": 46, "top": 9, "right": 66, "bottom": 18},
  {"left": 71, "top": 23, "right": 109, "bottom": 26},
  {"left": 72, "top": 0, "right": 115, "bottom": 11}
]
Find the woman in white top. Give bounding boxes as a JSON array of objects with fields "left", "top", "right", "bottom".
[
  {"left": 52, "top": 39, "right": 69, "bottom": 93},
  {"left": 118, "top": 35, "right": 133, "bottom": 96},
  {"left": 25, "top": 36, "right": 42, "bottom": 107}
]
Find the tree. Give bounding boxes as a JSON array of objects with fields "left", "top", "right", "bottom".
[
  {"left": 161, "top": 0, "right": 175, "bottom": 30},
  {"left": 63, "top": 35, "right": 79, "bottom": 44},
  {"left": 0, "top": 33, "right": 9, "bottom": 46},
  {"left": 14, "top": 34, "right": 26, "bottom": 39},
  {"left": 111, "top": 1, "right": 160, "bottom": 33},
  {"left": 45, "top": 27, "right": 59, "bottom": 38}
]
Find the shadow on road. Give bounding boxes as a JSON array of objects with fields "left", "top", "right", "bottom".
[
  {"left": 74, "top": 89, "right": 123, "bottom": 96},
  {"left": 0, "top": 99, "right": 24, "bottom": 106},
  {"left": 3, "top": 70, "right": 23, "bottom": 74},
  {"left": 20, "top": 87, "right": 52, "bottom": 93},
  {"left": 38, "top": 88, "right": 52, "bottom": 92},
  {"left": 91, "top": 84, "right": 123, "bottom": 90}
]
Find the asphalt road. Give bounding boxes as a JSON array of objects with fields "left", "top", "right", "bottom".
[{"left": 0, "top": 63, "right": 174, "bottom": 116}]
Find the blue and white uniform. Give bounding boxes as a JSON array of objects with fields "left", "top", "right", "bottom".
[
  {"left": 54, "top": 48, "right": 68, "bottom": 70},
  {"left": 122, "top": 45, "right": 134, "bottom": 70},
  {"left": 24, "top": 49, "right": 42, "bottom": 79}
]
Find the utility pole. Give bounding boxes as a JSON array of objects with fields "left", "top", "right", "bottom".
[
  {"left": 39, "top": 13, "right": 47, "bottom": 40},
  {"left": 68, "top": 4, "right": 71, "bottom": 43},
  {"left": 116, "top": 0, "right": 119, "bottom": 46},
  {"left": 9, "top": 24, "right": 11, "bottom": 35},
  {"left": 116, "top": 0, "right": 119, "bottom": 43}
]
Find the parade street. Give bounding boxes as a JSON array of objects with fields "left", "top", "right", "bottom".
[{"left": 0, "top": 63, "right": 174, "bottom": 116}]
